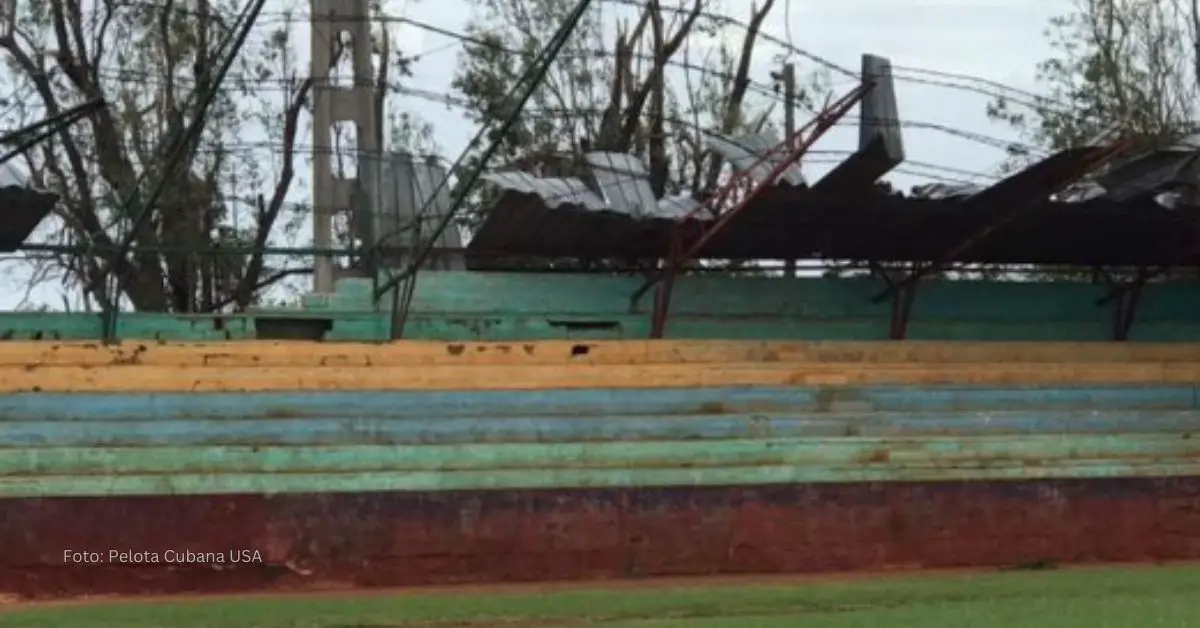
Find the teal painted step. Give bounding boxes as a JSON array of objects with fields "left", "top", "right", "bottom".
[
  {"left": 4, "top": 461, "right": 1199, "bottom": 498},
  {"left": 4, "top": 435, "right": 1197, "bottom": 475},
  {"left": 5, "top": 387, "right": 1200, "bottom": 449},
  {"left": 4, "top": 272, "right": 1200, "bottom": 341},
  {"left": 3, "top": 433, "right": 1199, "bottom": 497},
  {"left": 6, "top": 386, "right": 1195, "bottom": 421},
  {"left": 10, "top": 410, "right": 1200, "bottom": 448}
]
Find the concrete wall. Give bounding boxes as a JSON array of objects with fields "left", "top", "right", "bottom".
[
  {"left": 4, "top": 384, "right": 1200, "bottom": 499},
  {"left": 4, "top": 338, "right": 1200, "bottom": 597},
  {"left": 3, "top": 273, "right": 1200, "bottom": 341},
  {"left": 4, "top": 376, "right": 1200, "bottom": 595}
]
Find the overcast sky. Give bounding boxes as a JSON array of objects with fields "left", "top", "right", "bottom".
[
  {"left": 385, "top": 0, "right": 1068, "bottom": 187},
  {"left": 1, "top": 0, "right": 1071, "bottom": 309}
]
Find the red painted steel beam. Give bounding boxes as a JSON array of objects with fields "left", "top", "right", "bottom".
[
  {"left": 870, "top": 134, "right": 1139, "bottom": 305},
  {"left": 1098, "top": 204, "right": 1200, "bottom": 307},
  {"left": 1111, "top": 269, "right": 1148, "bottom": 341},
  {"left": 633, "top": 82, "right": 875, "bottom": 339}
]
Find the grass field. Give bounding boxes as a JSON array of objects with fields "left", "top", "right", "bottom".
[{"left": 2, "top": 565, "right": 1199, "bottom": 627}]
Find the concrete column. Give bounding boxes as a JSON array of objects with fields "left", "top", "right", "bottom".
[{"left": 309, "top": 0, "right": 378, "bottom": 293}]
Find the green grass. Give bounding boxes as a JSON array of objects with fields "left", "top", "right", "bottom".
[{"left": 2, "top": 566, "right": 1199, "bottom": 628}]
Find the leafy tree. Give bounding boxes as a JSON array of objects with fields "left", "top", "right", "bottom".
[
  {"left": 989, "top": 0, "right": 1200, "bottom": 157},
  {"left": 0, "top": 0, "right": 433, "bottom": 312},
  {"left": 451, "top": 0, "right": 823, "bottom": 208},
  {"left": 980, "top": 0, "right": 1200, "bottom": 284}
]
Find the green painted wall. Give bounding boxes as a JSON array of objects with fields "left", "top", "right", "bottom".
[{"left": 3, "top": 272, "right": 1200, "bottom": 341}]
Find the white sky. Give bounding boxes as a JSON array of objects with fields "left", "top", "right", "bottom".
[
  {"left": 0, "top": 0, "right": 1071, "bottom": 309},
  {"left": 389, "top": 0, "right": 1066, "bottom": 186}
]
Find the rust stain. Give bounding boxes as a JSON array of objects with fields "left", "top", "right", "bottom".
[
  {"left": 814, "top": 388, "right": 837, "bottom": 412},
  {"left": 2, "top": 477, "right": 1199, "bottom": 600},
  {"left": 110, "top": 345, "right": 148, "bottom": 366},
  {"left": 261, "top": 407, "right": 306, "bottom": 419},
  {"left": 856, "top": 449, "right": 892, "bottom": 464}
]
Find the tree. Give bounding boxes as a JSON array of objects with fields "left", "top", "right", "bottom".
[
  {"left": 0, "top": 0, "right": 434, "bottom": 312},
  {"left": 450, "top": 0, "right": 823, "bottom": 210},
  {"left": 981, "top": 0, "right": 1200, "bottom": 284},
  {"left": 988, "top": 0, "right": 1200, "bottom": 157}
]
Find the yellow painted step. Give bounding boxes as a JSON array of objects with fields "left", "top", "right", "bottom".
[
  {"left": 3, "top": 362, "right": 1198, "bottom": 392},
  {"left": 5, "top": 340, "right": 1200, "bottom": 368}
]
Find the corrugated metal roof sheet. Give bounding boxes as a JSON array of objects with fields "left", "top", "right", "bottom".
[
  {"left": 462, "top": 49, "right": 1177, "bottom": 269},
  {"left": 584, "top": 152, "right": 661, "bottom": 217},
  {"left": 656, "top": 194, "right": 702, "bottom": 218},
  {"left": 910, "top": 182, "right": 985, "bottom": 200},
  {"left": 0, "top": 163, "right": 57, "bottom": 253},
  {"left": 704, "top": 131, "right": 806, "bottom": 187},
  {"left": 466, "top": 141, "right": 1188, "bottom": 268},
  {"left": 360, "top": 152, "right": 463, "bottom": 270},
  {"left": 480, "top": 172, "right": 608, "bottom": 211}
]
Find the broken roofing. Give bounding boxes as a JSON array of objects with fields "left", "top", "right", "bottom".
[
  {"left": 465, "top": 54, "right": 1195, "bottom": 271},
  {"left": 0, "top": 162, "right": 58, "bottom": 253}
]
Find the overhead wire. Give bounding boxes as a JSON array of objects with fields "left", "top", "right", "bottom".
[
  {"left": 94, "top": 0, "right": 1071, "bottom": 117},
  {"left": 7, "top": 0, "right": 1087, "bottom": 309},
  {"left": 82, "top": 64, "right": 1044, "bottom": 157},
  {"left": 41, "top": 0, "right": 1055, "bottom": 169},
  {"left": 100, "top": 0, "right": 272, "bottom": 338},
  {"left": 370, "top": 0, "right": 597, "bottom": 338},
  {"left": 0, "top": 97, "right": 105, "bottom": 166}
]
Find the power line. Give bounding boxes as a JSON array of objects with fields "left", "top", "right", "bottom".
[
  {"left": 102, "top": 0, "right": 272, "bottom": 339},
  {"left": 97, "top": 0, "right": 1069, "bottom": 116},
  {"left": 22, "top": 114, "right": 1019, "bottom": 187},
  {"left": 77, "top": 66, "right": 1040, "bottom": 156},
  {"left": 6, "top": 0, "right": 1059, "bottom": 251},
  {"left": 12, "top": 3, "right": 1054, "bottom": 163},
  {"left": 372, "top": 0, "right": 597, "bottom": 336}
]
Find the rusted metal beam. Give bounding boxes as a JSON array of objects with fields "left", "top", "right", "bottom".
[
  {"left": 1095, "top": 266, "right": 1156, "bottom": 307},
  {"left": 890, "top": 283, "right": 918, "bottom": 340},
  {"left": 1097, "top": 205, "right": 1200, "bottom": 310},
  {"left": 648, "top": 229, "right": 684, "bottom": 339},
  {"left": 1110, "top": 268, "right": 1149, "bottom": 341},
  {"left": 1090, "top": 208, "right": 1197, "bottom": 340},
  {"left": 870, "top": 262, "right": 919, "bottom": 340},
  {"left": 632, "top": 82, "right": 874, "bottom": 338},
  {"left": 870, "top": 135, "right": 1138, "bottom": 305}
]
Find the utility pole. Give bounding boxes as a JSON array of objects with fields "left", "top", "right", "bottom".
[
  {"left": 0, "top": 0, "right": 15, "bottom": 38},
  {"left": 782, "top": 62, "right": 797, "bottom": 278},
  {"left": 310, "top": 0, "right": 378, "bottom": 294}
]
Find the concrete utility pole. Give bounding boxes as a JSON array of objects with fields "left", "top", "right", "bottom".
[
  {"left": 309, "top": 0, "right": 378, "bottom": 293},
  {"left": 0, "top": 0, "right": 15, "bottom": 39},
  {"left": 781, "top": 62, "right": 797, "bottom": 278}
]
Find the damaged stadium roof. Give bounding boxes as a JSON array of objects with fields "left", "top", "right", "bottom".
[
  {"left": 0, "top": 162, "right": 58, "bottom": 253},
  {"left": 465, "top": 54, "right": 1199, "bottom": 272}
]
